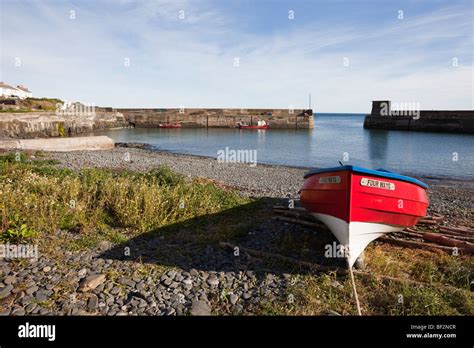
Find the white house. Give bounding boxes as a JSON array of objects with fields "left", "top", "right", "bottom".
[
  {"left": 0, "top": 82, "right": 32, "bottom": 99},
  {"left": 15, "top": 85, "right": 33, "bottom": 99}
]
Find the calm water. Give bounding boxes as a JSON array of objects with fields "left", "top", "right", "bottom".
[{"left": 91, "top": 114, "right": 474, "bottom": 179}]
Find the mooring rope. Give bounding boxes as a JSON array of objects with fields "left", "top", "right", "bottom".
[{"left": 347, "top": 258, "right": 362, "bottom": 316}]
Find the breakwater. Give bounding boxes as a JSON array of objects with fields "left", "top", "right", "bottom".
[
  {"left": 0, "top": 107, "right": 313, "bottom": 138},
  {"left": 364, "top": 101, "right": 474, "bottom": 134},
  {"left": 115, "top": 107, "right": 314, "bottom": 129}
]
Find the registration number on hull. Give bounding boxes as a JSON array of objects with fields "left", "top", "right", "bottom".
[
  {"left": 360, "top": 178, "right": 395, "bottom": 190},
  {"left": 319, "top": 176, "right": 341, "bottom": 184}
]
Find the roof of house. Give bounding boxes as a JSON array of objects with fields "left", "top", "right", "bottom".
[
  {"left": 16, "top": 85, "right": 31, "bottom": 92},
  {"left": 0, "top": 82, "right": 19, "bottom": 90}
]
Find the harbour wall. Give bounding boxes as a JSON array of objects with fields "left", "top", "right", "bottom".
[
  {"left": 115, "top": 108, "right": 314, "bottom": 129},
  {"left": 364, "top": 101, "right": 474, "bottom": 134},
  {"left": 0, "top": 107, "right": 314, "bottom": 138},
  {"left": 0, "top": 110, "right": 129, "bottom": 138}
]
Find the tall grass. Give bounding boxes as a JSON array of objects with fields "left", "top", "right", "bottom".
[{"left": 0, "top": 153, "right": 249, "bottom": 242}]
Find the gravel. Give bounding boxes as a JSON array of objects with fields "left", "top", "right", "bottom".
[{"left": 49, "top": 147, "right": 307, "bottom": 198}]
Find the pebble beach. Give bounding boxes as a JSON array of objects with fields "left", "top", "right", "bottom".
[{"left": 0, "top": 145, "right": 472, "bottom": 316}]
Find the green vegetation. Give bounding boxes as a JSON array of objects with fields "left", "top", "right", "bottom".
[
  {"left": 252, "top": 245, "right": 473, "bottom": 316},
  {"left": 0, "top": 152, "right": 249, "bottom": 244},
  {"left": 0, "top": 97, "right": 62, "bottom": 112}
]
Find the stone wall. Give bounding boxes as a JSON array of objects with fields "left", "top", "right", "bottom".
[
  {"left": 364, "top": 101, "right": 474, "bottom": 134},
  {"left": 0, "top": 107, "right": 314, "bottom": 138},
  {"left": 0, "top": 110, "right": 129, "bottom": 138},
  {"left": 116, "top": 108, "right": 314, "bottom": 129},
  {"left": 0, "top": 136, "right": 114, "bottom": 151}
]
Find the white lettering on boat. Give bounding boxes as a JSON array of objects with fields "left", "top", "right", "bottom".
[
  {"left": 319, "top": 176, "right": 341, "bottom": 184},
  {"left": 360, "top": 178, "right": 395, "bottom": 190}
]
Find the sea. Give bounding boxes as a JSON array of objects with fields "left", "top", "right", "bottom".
[{"left": 90, "top": 113, "right": 474, "bottom": 180}]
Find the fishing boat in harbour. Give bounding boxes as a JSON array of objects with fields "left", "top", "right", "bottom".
[
  {"left": 299, "top": 165, "right": 429, "bottom": 267},
  {"left": 237, "top": 120, "right": 269, "bottom": 129},
  {"left": 158, "top": 123, "right": 181, "bottom": 128}
]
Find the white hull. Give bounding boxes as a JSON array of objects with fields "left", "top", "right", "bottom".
[{"left": 311, "top": 213, "right": 404, "bottom": 267}]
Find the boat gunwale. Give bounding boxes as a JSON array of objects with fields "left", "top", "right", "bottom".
[{"left": 303, "top": 165, "right": 429, "bottom": 189}]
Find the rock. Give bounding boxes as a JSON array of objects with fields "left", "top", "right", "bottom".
[
  {"left": 0, "top": 308, "right": 11, "bottom": 316},
  {"left": 327, "top": 310, "right": 341, "bottom": 316},
  {"left": 26, "top": 285, "right": 39, "bottom": 295},
  {"left": 207, "top": 275, "right": 219, "bottom": 286},
  {"left": 165, "top": 307, "right": 175, "bottom": 316},
  {"left": 136, "top": 282, "right": 145, "bottom": 291},
  {"left": 88, "top": 294, "right": 99, "bottom": 309},
  {"left": 119, "top": 278, "right": 136, "bottom": 288},
  {"left": 166, "top": 270, "right": 177, "bottom": 280},
  {"left": 78, "top": 268, "right": 87, "bottom": 277},
  {"left": 189, "top": 269, "right": 199, "bottom": 277},
  {"left": 182, "top": 278, "right": 193, "bottom": 285},
  {"left": 243, "top": 292, "right": 252, "bottom": 300},
  {"left": 43, "top": 266, "right": 51, "bottom": 273},
  {"left": 190, "top": 300, "right": 211, "bottom": 316},
  {"left": 0, "top": 285, "right": 13, "bottom": 299},
  {"left": 162, "top": 278, "right": 172, "bottom": 286},
  {"left": 79, "top": 274, "right": 106, "bottom": 292},
  {"left": 25, "top": 303, "right": 37, "bottom": 313},
  {"left": 20, "top": 295, "right": 34, "bottom": 305},
  {"left": 98, "top": 240, "right": 112, "bottom": 250},
  {"left": 3, "top": 275, "right": 16, "bottom": 285},
  {"left": 228, "top": 293, "right": 239, "bottom": 305},
  {"left": 12, "top": 308, "right": 26, "bottom": 316},
  {"left": 35, "top": 290, "right": 49, "bottom": 302}
]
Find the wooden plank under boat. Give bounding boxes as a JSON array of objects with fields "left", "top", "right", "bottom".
[{"left": 299, "top": 165, "right": 429, "bottom": 266}]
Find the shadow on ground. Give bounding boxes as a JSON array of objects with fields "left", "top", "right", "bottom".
[{"left": 99, "top": 198, "right": 346, "bottom": 276}]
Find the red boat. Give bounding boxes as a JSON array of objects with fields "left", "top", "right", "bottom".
[
  {"left": 237, "top": 120, "right": 269, "bottom": 129},
  {"left": 158, "top": 123, "right": 181, "bottom": 128},
  {"left": 299, "top": 165, "right": 429, "bottom": 266},
  {"left": 238, "top": 124, "right": 269, "bottom": 129}
]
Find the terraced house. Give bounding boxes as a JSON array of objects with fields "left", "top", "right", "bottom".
[{"left": 0, "top": 82, "right": 32, "bottom": 99}]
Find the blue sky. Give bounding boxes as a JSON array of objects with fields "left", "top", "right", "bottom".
[{"left": 1, "top": 0, "right": 472, "bottom": 112}]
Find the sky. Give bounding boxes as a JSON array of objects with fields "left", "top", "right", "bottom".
[{"left": 0, "top": 0, "right": 473, "bottom": 112}]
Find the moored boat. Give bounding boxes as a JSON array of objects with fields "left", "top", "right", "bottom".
[
  {"left": 299, "top": 165, "right": 429, "bottom": 266},
  {"left": 237, "top": 120, "right": 269, "bottom": 129},
  {"left": 158, "top": 123, "right": 181, "bottom": 128}
]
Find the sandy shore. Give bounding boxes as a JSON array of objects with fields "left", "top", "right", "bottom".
[{"left": 48, "top": 145, "right": 473, "bottom": 227}]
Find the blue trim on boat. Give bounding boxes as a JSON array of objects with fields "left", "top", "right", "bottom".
[{"left": 304, "top": 165, "right": 428, "bottom": 189}]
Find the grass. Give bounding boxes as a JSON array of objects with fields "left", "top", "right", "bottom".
[
  {"left": 252, "top": 244, "right": 473, "bottom": 316},
  {"left": 0, "top": 97, "right": 63, "bottom": 113},
  {"left": 0, "top": 152, "right": 249, "bottom": 246}
]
